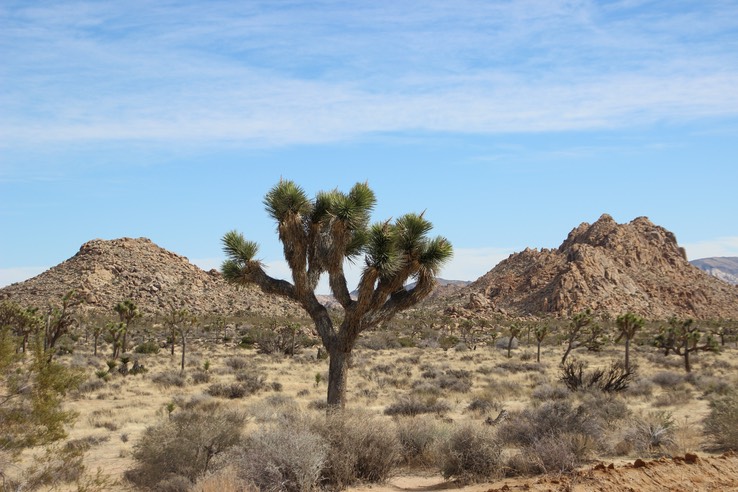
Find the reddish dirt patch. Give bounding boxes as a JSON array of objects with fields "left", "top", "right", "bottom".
[{"left": 485, "top": 452, "right": 738, "bottom": 492}]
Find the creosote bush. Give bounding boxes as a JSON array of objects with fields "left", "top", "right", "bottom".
[
  {"left": 235, "top": 421, "right": 326, "bottom": 492},
  {"left": 395, "top": 416, "right": 449, "bottom": 467},
  {"left": 312, "top": 411, "right": 401, "bottom": 487},
  {"left": 440, "top": 422, "right": 502, "bottom": 483},
  {"left": 384, "top": 395, "right": 451, "bottom": 417},
  {"left": 126, "top": 400, "right": 246, "bottom": 489},
  {"left": 498, "top": 397, "right": 626, "bottom": 474}
]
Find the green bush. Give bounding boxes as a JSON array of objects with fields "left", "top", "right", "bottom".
[
  {"left": 134, "top": 340, "right": 160, "bottom": 354},
  {"left": 704, "top": 391, "right": 738, "bottom": 451}
]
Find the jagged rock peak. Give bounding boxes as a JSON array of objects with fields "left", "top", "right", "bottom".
[{"left": 444, "top": 215, "right": 738, "bottom": 319}]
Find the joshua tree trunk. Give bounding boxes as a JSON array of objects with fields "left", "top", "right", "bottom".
[
  {"left": 624, "top": 337, "right": 631, "bottom": 372},
  {"left": 327, "top": 347, "right": 350, "bottom": 407},
  {"left": 536, "top": 340, "right": 542, "bottom": 363},
  {"left": 180, "top": 330, "right": 186, "bottom": 372},
  {"left": 684, "top": 345, "right": 691, "bottom": 373}
]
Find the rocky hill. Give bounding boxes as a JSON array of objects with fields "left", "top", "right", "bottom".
[
  {"left": 691, "top": 257, "right": 738, "bottom": 285},
  {"left": 443, "top": 214, "right": 738, "bottom": 319},
  {"left": 0, "top": 237, "right": 301, "bottom": 317}
]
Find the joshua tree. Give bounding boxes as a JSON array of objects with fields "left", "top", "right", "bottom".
[
  {"left": 506, "top": 324, "right": 522, "bottom": 358},
  {"left": 0, "top": 302, "right": 40, "bottom": 353},
  {"left": 560, "top": 310, "right": 591, "bottom": 365},
  {"left": 534, "top": 324, "right": 548, "bottom": 363},
  {"left": 114, "top": 299, "right": 139, "bottom": 354},
  {"left": 654, "top": 317, "right": 718, "bottom": 373},
  {"left": 44, "top": 290, "right": 83, "bottom": 359},
  {"left": 615, "top": 312, "right": 645, "bottom": 371},
  {"left": 221, "top": 180, "right": 452, "bottom": 407}
]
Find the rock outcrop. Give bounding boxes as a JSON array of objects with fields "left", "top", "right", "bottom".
[
  {"left": 0, "top": 237, "right": 301, "bottom": 316},
  {"left": 445, "top": 214, "right": 738, "bottom": 319}
]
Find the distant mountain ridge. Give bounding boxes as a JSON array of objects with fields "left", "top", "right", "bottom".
[
  {"left": 440, "top": 214, "right": 738, "bottom": 319},
  {"left": 691, "top": 257, "right": 738, "bottom": 285}
]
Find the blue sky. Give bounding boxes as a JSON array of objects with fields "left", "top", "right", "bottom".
[{"left": 1, "top": 0, "right": 737, "bottom": 293}]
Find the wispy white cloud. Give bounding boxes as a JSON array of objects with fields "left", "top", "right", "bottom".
[
  {"left": 2, "top": 0, "right": 738, "bottom": 162},
  {"left": 682, "top": 237, "right": 738, "bottom": 260}
]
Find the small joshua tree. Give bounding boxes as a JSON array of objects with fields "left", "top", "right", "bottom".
[
  {"left": 221, "top": 180, "right": 452, "bottom": 407},
  {"left": 506, "top": 324, "right": 522, "bottom": 359},
  {"left": 615, "top": 312, "right": 645, "bottom": 372},
  {"left": 114, "top": 299, "right": 139, "bottom": 355},
  {"left": 560, "top": 309, "right": 599, "bottom": 365},
  {"left": 45, "top": 290, "right": 84, "bottom": 359},
  {"left": 534, "top": 324, "right": 549, "bottom": 363},
  {"left": 654, "top": 317, "right": 718, "bottom": 373}
]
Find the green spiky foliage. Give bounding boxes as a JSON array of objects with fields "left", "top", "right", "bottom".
[
  {"left": 222, "top": 180, "right": 453, "bottom": 407},
  {"left": 615, "top": 312, "right": 645, "bottom": 371}
]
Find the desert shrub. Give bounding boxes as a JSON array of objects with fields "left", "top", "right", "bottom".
[
  {"left": 88, "top": 409, "right": 119, "bottom": 431},
  {"left": 126, "top": 402, "right": 246, "bottom": 489},
  {"left": 22, "top": 442, "right": 87, "bottom": 490},
  {"left": 437, "top": 369, "right": 473, "bottom": 393},
  {"left": 395, "top": 416, "right": 448, "bottom": 467},
  {"left": 694, "top": 375, "right": 734, "bottom": 396},
  {"left": 134, "top": 340, "right": 160, "bottom": 354},
  {"left": 248, "top": 394, "right": 301, "bottom": 423},
  {"left": 234, "top": 371, "right": 266, "bottom": 393},
  {"left": 311, "top": 411, "right": 401, "bottom": 487},
  {"left": 191, "top": 371, "right": 211, "bottom": 384},
  {"left": 624, "top": 411, "right": 676, "bottom": 456},
  {"left": 152, "top": 371, "right": 187, "bottom": 388},
  {"left": 224, "top": 356, "right": 250, "bottom": 371},
  {"left": 466, "top": 393, "right": 501, "bottom": 415},
  {"left": 384, "top": 395, "right": 450, "bottom": 417},
  {"left": 75, "top": 377, "right": 106, "bottom": 395},
  {"left": 653, "top": 387, "right": 693, "bottom": 407},
  {"left": 495, "top": 336, "right": 518, "bottom": 350},
  {"left": 439, "top": 422, "right": 502, "bottom": 483},
  {"left": 560, "top": 360, "right": 636, "bottom": 393},
  {"left": 497, "top": 398, "right": 618, "bottom": 473},
  {"left": 530, "top": 383, "right": 570, "bottom": 402},
  {"left": 650, "top": 371, "right": 684, "bottom": 388},
  {"left": 498, "top": 400, "right": 597, "bottom": 447},
  {"left": 231, "top": 421, "right": 326, "bottom": 492},
  {"left": 207, "top": 382, "right": 252, "bottom": 399},
  {"left": 524, "top": 432, "right": 592, "bottom": 474},
  {"left": 193, "top": 467, "right": 255, "bottom": 492},
  {"left": 495, "top": 360, "right": 545, "bottom": 374},
  {"left": 358, "top": 332, "right": 403, "bottom": 350},
  {"left": 703, "top": 391, "right": 738, "bottom": 451},
  {"left": 624, "top": 378, "right": 654, "bottom": 398},
  {"left": 579, "top": 392, "right": 631, "bottom": 424}
]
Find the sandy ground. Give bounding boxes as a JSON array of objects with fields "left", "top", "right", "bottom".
[{"left": 350, "top": 452, "right": 738, "bottom": 492}]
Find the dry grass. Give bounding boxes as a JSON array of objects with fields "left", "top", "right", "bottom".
[{"left": 4, "top": 330, "right": 737, "bottom": 490}]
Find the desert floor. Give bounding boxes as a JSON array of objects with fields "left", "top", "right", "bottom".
[{"left": 11, "top": 333, "right": 738, "bottom": 491}]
